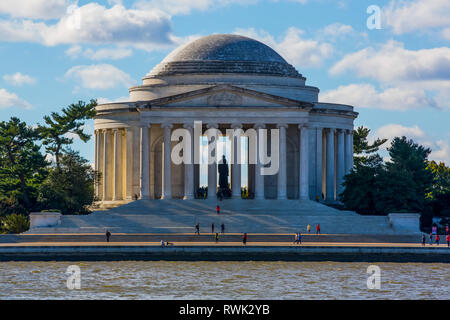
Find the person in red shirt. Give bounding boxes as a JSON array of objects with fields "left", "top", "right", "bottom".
[
  {"left": 316, "top": 224, "right": 321, "bottom": 234},
  {"left": 216, "top": 205, "right": 220, "bottom": 215},
  {"left": 435, "top": 234, "right": 440, "bottom": 245},
  {"left": 243, "top": 233, "right": 248, "bottom": 245},
  {"left": 446, "top": 235, "right": 450, "bottom": 247}
]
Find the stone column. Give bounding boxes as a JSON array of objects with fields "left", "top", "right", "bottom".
[
  {"left": 94, "top": 130, "right": 100, "bottom": 198},
  {"left": 315, "top": 128, "right": 323, "bottom": 200},
  {"left": 326, "top": 128, "right": 336, "bottom": 202},
  {"left": 231, "top": 123, "right": 242, "bottom": 198},
  {"left": 139, "top": 125, "right": 150, "bottom": 200},
  {"left": 112, "top": 129, "right": 119, "bottom": 201},
  {"left": 161, "top": 123, "right": 173, "bottom": 199},
  {"left": 102, "top": 129, "right": 108, "bottom": 202},
  {"left": 336, "top": 129, "right": 345, "bottom": 198},
  {"left": 345, "top": 129, "right": 353, "bottom": 174},
  {"left": 183, "top": 123, "right": 194, "bottom": 200},
  {"left": 299, "top": 124, "right": 309, "bottom": 200},
  {"left": 207, "top": 123, "right": 218, "bottom": 199},
  {"left": 254, "top": 124, "right": 265, "bottom": 200},
  {"left": 277, "top": 124, "right": 288, "bottom": 200},
  {"left": 125, "top": 127, "right": 133, "bottom": 200}
]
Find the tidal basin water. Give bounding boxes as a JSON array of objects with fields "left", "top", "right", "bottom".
[{"left": 0, "top": 261, "right": 448, "bottom": 299}]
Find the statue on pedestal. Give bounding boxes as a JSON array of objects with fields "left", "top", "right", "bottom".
[{"left": 217, "top": 155, "right": 231, "bottom": 198}]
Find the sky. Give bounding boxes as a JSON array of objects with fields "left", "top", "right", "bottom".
[{"left": 0, "top": 0, "right": 449, "bottom": 166}]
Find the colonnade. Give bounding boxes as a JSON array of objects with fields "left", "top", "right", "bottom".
[{"left": 94, "top": 123, "right": 353, "bottom": 203}]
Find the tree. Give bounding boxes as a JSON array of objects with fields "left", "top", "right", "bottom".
[
  {"left": 38, "top": 100, "right": 97, "bottom": 168},
  {"left": 426, "top": 160, "right": 450, "bottom": 216},
  {"left": 382, "top": 136, "right": 433, "bottom": 213},
  {"left": 353, "top": 126, "right": 387, "bottom": 167},
  {"left": 341, "top": 136, "right": 434, "bottom": 216},
  {"left": 38, "top": 150, "right": 97, "bottom": 215},
  {"left": 0, "top": 117, "right": 48, "bottom": 210},
  {"left": 341, "top": 154, "right": 385, "bottom": 214}
]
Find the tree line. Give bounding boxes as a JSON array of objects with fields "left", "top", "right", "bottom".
[
  {"left": 0, "top": 100, "right": 97, "bottom": 233},
  {"left": 341, "top": 126, "right": 450, "bottom": 231}
]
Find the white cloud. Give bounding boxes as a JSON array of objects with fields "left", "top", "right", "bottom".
[
  {"left": 3, "top": 72, "right": 36, "bottom": 86},
  {"left": 0, "top": 0, "right": 70, "bottom": 20},
  {"left": 234, "top": 27, "right": 333, "bottom": 68},
  {"left": 330, "top": 40, "right": 450, "bottom": 83},
  {"left": 373, "top": 124, "right": 450, "bottom": 164},
  {"left": 134, "top": 0, "right": 258, "bottom": 16},
  {"left": 0, "top": 3, "right": 174, "bottom": 50},
  {"left": 442, "top": 28, "right": 450, "bottom": 40},
  {"left": 97, "top": 96, "right": 130, "bottom": 104},
  {"left": 320, "top": 23, "right": 353, "bottom": 37},
  {"left": 383, "top": 0, "right": 450, "bottom": 36},
  {"left": 375, "top": 124, "right": 427, "bottom": 142},
  {"left": 64, "top": 64, "right": 135, "bottom": 90},
  {"left": 321, "top": 83, "right": 438, "bottom": 111},
  {"left": 0, "top": 88, "right": 32, "bottom": 109},
  {"left": 66, "top": 45, "right": 133, "bottom": 60},
  {"left": 431, "top": 139, "right": 450, "bottom": 164}
]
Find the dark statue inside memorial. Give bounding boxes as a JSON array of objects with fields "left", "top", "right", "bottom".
[{"left": 217, "top": 155, "right": 231, "bottom": 199}]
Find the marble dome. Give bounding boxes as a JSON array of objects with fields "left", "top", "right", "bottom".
[{"left": 148, "top": 34, "right": 302, "bottom": 78}]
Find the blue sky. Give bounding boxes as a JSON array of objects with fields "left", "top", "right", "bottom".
[{"left": 0, "top": 0, "right": 449, "bottom": 165}]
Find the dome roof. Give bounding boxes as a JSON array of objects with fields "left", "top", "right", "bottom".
[{"left": 148, "top": 34, "right": 302, "bottom": 78}]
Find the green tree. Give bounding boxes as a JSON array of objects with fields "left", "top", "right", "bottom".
[
  {"left": 0, "top": 117, "right": 48, "bottom": 210},
  {"left": 381, "top": 136, "right": 433, "bottom": 213},
  {"left": 1, "top": 213, "right": 30, "bottom": 234},
  {"left": 38, "top": 100, "right": 97, "bottom": 168},
  {"left": 353, "top": 126, "right": 387, "bottom": 167},
  {"left": 341, "top": 154, "right": 385, "bottom": 214},
  {"left": 38, "top": 150, "right": 97, "bottom": 215},
  {"left": 426, "top": 160, "right": 450, "bottom": 216}
]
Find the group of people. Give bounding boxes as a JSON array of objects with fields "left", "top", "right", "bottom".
[
  {"left": 195, "top": 222, "right": 226, "bottom": 235},
  {"left": 305, "top": 223, "right": 321, "bottom": 234},
  {"left": 422, "top": 225, "right": 450, "bottom": 247}
]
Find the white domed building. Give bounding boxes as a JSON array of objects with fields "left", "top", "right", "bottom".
[{"left": 94, "top": 34, "right": 357, "bottom": 208}]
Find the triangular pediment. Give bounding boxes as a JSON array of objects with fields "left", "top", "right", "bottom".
[{"left": 139, "top": 85, "right": 312, "bottom": 109}]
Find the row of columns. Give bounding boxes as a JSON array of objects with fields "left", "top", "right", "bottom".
[
  {"left": 318, "top": 128, "right": 353, "bottom": 202},
  {"left": 95, "top": 124, "right": 353, "bottom": 202}
]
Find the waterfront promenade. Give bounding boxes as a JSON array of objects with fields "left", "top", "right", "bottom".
[{"left": 0, "top": 232, "right": 448, "bottom": 263}]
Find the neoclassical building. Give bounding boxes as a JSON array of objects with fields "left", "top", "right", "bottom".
[{"left": 94, "top": 34, "right": 357, "bottom": 207}]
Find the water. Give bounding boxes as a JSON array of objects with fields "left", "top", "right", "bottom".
[{"left": 0, "top": 261, "right": 448, "bottom": 299}]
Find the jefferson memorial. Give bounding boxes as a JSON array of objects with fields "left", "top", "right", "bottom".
[{"left": 94, "top": 34, "right": 357, "bottom": 208}]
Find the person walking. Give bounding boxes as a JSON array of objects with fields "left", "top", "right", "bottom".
[
  {"left": 195, "top": 223, "right": 200, "bottom": 235},
  {"left": 429, "top": 233, "right": 433, "bottom": 245},
  {"left": 316, "top": 224, "right": 321, "bottom": 235},
  {"left": 221, "top": 223, "right": 225, "bottom": 234},
  {"left": 216, "top": 205, "right": 220, "bottom": 215},
  {"left": 298, "top": 233, "right": 302, "bottom": 245},
  {"left": 215, "top": 232, "right": 219, "bottom": 243},
  {"left": 105, "top": 229, "right": 111, "bottom": 243},
  {"left": 446, "top": 234, "right": 450, "bottom": 247},
  {"left": 422, "top": 234, "right": 426, "bottom": 246},
  {"left": 243, "top": 233, "right": 248, "bottom": 246},
  {"left": 307, "top": 224, "right": 311, "bottom": 233},
  {"left": 293, "top": 233, "right": 298, "bottom": 244},
  {"left": 211, "top": 223, "right": 215, "bottom": 234},
  {"left": 435, "top": 234, "right": 440, "bottom": 245}
]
